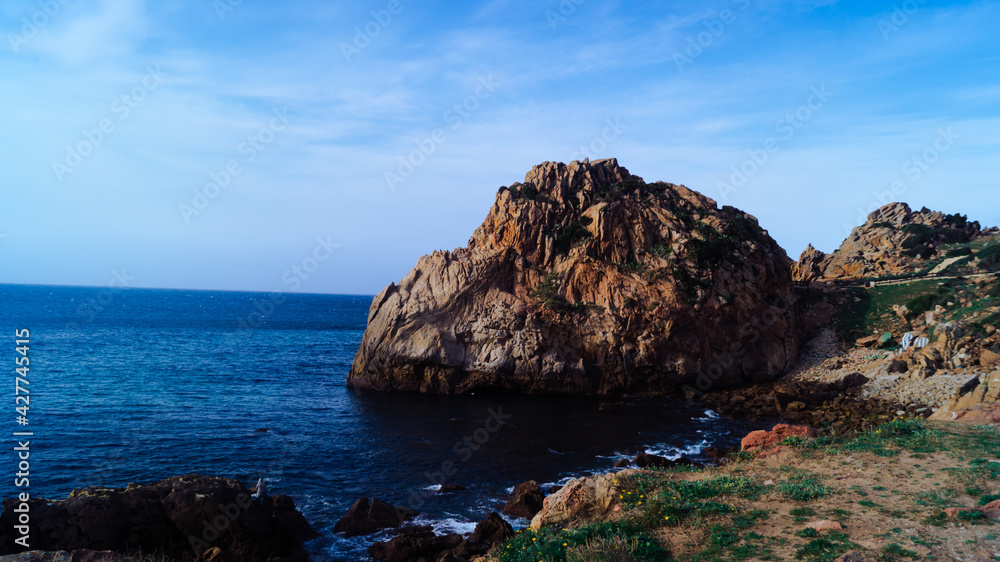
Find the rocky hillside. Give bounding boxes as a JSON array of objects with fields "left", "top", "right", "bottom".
[
  {"left": 348, "top": 159, "right": 798, "bottom": 395},
  {"left": 793, "top": 202, "right": 989, "bottom": 282}
]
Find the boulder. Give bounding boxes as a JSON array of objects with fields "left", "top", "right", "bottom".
[
  {"left": 982, "top": 349, "right": 1000, "bottom": 369},
  {"left": 632, "top": 453, "right": 674, "bottom": 469},
  {"left": 470, "top": 512, "right": 514, "bottom": 546},
  {"left": 367, "top": 527, "right": 466, "bottom": 562},
  {"left": 333, "top": 497, "right": 418, "bottom": 538},
  {"left": 502, "top": 481, "right": 544, "bottom": 520},
  {"left": 437, "top": 485, "right": 468, "bottom": 493},
  {"left": 531, "top": 470, "right": 635, "bottom": 529},
  {"left": 0, "top": 475, "right": 315, "bottom": 561},
  {"left": 348, "top": 158, "right": 799, "bottom": 395},
  {"left": 741, "top": 424, "right": 817, "bottom": 453}
]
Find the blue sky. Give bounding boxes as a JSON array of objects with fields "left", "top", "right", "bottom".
[{"left": 1, "top": 0, "right": 998, "bottom": 295}]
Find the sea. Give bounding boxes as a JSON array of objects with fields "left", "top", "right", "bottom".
[{"left": 0, "top": 284, "right": 761, "bottom": 561}]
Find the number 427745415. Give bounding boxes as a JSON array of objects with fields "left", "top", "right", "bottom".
[{"left": 15, "top": 329, "right": 29, "bottom": 417}]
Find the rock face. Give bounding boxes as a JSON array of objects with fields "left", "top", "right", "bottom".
[
  {"left": 793, "top": 202, "right": 980, "bottom": 282},
  {"left": 0, "top": 475, "right": 316, "bottom": 562},
  {"left": 349, "top": 159, "right": 799, "bottom": 395}
]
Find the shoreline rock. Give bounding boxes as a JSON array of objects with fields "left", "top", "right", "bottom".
[{"left": 0, "top": 475, "right": 316, "bottom": 562}]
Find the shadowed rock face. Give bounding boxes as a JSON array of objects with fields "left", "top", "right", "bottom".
[
  {"left": 0, "top": 475, "right": 316, "bottom": 561},
  {"left": 348, "top": 159, "right": 798, "bottom": 395},
  {"left": 793, "top": 202, "right": 982, "bottom": 282}
]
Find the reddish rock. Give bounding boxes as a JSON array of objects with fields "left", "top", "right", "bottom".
[
  {"left": 348, "top": 158, "right": 799, "bottom": 395},
  {"left": 741, "top": 424, "right": 817, "bottom": 452}
]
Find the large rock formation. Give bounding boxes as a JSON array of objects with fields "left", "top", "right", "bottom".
[
  {"left": 349, "top": 159, "right": 798, "bottom": 395},
  {"left": 793, "top": 202, "right": 981, "bottom": 282},
  {"left": 0, "top": 475, "right": 316, "bottom": 561}
]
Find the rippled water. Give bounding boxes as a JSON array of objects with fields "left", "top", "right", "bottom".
[{"left": 0, "top": 284, "right": 758, "bottom": 560}]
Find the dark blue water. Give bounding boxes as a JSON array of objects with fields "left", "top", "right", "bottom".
[{"left": 0, "top": 284, "right": 757, "bottom": 560}]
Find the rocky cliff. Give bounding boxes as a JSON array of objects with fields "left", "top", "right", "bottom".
[
  {"left": 348, "top": 159, "right": 798, "bottom": 395},
  {"left": 793, "top": 202, "right": 982, "bottom": 282}
]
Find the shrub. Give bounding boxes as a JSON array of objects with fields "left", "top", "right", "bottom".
[
  {"left": 553, "top": 217, "right": 593, "bottom": 254},
  {"left": 933, "top": 227, "right": 969, "bottom": 244},
  {"left": 946, "top": 247, "right": 973, "bottom": 257}
]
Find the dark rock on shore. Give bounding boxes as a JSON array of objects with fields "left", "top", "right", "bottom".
[
  {"left": 702, "top": 377, "right": 926, "bottom": 433},
  {"left": 333, "top": 497, "right": 418, "bottom": 538},
  {"left": 502, "top": 481, "right": 544, "bottom": 520},
  {"left": 349, "top": 158, "right": 799, "bottom": 395},
  {"left": 0, "top": 475, "right": 315, "bottom": 562},
  {"left": 470, "top": 512, "right": 514, "bottom": 547}
]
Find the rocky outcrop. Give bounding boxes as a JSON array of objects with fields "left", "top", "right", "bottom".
[
  {"left": 349, "top": 159, "right": 799, "bottom": 395},
  {"left": 530, "top": 470, "right": 634, "bottom": 529},
  {"left": 367, "top": 512, "right": 512, "bottom": 562},
  {"left": 930, "top": 369, "right": 1000, "bottom": 423},
  {"left": 0, "top": 475, "right": 316, "bottom": 562},
  {"left": 332, "top": 497, "right": 417, "bottom": 538},
  {"left": 793, "top": 202, "right": 981, "bottom": 281}
]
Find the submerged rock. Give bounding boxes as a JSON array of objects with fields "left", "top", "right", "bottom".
[{"left": 349, "top": 159, "right": 798, "bottom": 395}]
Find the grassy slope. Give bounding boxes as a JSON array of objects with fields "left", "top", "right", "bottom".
[{"left": 494, "top": 420, "right": 1000, "bottom": 561}]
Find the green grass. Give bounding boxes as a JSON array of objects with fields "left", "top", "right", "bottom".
[
  {"left": 496, "top": 521, "right": 671, "bottom": 562},
  {"left": 793, "top": 531, "right": 858, "bottom": 561},
  {"left": 778, "top": 474, "right": 832, "bottom": 502},
  {"left": 879, "top": 543, "right": 920, "bottom": 560}
]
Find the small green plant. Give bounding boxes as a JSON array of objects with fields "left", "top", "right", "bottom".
[
  {"left": 778, "top": 476, "right": 831, "bottom": 502},
  {"left": 793, "top": 531, "right": 858, "bottom": 561},
  {"left": 880, "top": 543, "right": 919, "bottom": 560}
]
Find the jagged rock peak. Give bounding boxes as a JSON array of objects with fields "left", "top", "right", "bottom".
[
  {"left": 521, "top": 158, "right": 637, "bottom": 197},
  {"left": 793, "top": 202, "right": 983, "bottom": 282},
  {"left": 349, "top": 159, "right": 799, "bottom": 396}
]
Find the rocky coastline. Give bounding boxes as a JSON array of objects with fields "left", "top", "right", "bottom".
[{"left": 4, "top": 160, "right": 999, "bottom": 561}]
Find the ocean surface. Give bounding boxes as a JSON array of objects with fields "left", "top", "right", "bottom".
[{"left": 0, "top": 284, "right": 761, "bottom": 560}]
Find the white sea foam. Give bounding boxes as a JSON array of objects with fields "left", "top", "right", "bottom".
[{"left": 644, "top": 439, "right": 710, "bottom": 459}]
